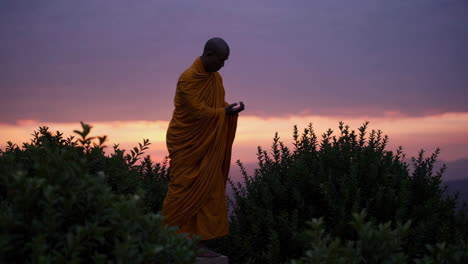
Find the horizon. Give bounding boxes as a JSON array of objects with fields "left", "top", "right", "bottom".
[{"left": 1, "top": 113, "right": 467, "bottom": 181}]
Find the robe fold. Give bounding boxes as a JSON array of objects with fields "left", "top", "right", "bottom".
[{"left": 162, "top": 57, "right": 238, "bottom": 240}]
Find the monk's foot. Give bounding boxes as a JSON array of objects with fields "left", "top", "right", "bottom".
[{"left": 197, "top": 245, "right": 222, "bottom": 258}]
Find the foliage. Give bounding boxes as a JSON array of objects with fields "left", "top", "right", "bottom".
[
  {"left": 2, "top": 121, "right": 467, "bottom": 263},
  {"left": 0, "top": 122, "right": 195, "bottom": 263},
  {"left": 219, "top": 122, "right": 468, "bottom": 263},
  {"left": 290, "top": 210, "right": 410, "bottom": 264},
  {"left": 290, "top": 211, "right": 468, "bottom": 264}
]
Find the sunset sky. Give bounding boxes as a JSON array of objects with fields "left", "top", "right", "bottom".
[{"left": 1, "top": 0, "right": 467, "bottom": 180}]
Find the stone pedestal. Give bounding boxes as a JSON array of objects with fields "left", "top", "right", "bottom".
[{"left": 195, "top": 255, "right": 228, "bottom": 264}]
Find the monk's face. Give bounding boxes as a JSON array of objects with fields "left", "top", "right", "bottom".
[{"left": 205, "top": 49, "right": 229, "bottom": 72}]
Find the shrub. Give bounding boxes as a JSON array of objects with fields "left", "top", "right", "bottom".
[
  {"left": 218, "top": 122, "right": 467, "bottom": 263},
  {"left": 0, "top": 122, "right": 195, "bottom": 263},
  {"left": 290, "top": 210, "right": 410, "bottom": 264},
  {"left": 291, "top": 211, "right": 468, "bottom": 264}
]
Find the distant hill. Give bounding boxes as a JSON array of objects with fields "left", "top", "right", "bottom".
[
  {"left": 444, "top": 179, "right": 468, "bottom": 207},
  {"left": 441, "top": 158, "right": 468, "bottom": 181},
  {"left": 440, "top": 158, "right": 468, "bottom": 207}
]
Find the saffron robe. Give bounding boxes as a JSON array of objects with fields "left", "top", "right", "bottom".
[{"left": 162, "top": 57, "right": 238, "bottom": 240}]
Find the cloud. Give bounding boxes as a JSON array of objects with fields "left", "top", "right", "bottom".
[{"left": 1, "top": 0, "right": 467, "bottom": 124}]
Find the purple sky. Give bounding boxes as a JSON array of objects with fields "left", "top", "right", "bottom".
[{"left": 1, "top": 0, "right": 467, "bottom": 124}]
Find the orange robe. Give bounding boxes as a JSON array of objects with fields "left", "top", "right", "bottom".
[{"left": 162, "top": 57, "right": 238, "bottom": 240}]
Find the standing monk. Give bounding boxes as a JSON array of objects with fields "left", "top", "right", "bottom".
[{"left": 162, "top": 38, "right": 245, "bottom": 257}]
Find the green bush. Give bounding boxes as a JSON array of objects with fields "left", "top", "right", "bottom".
[
  {"left": 291, "top": 211, "right": 468, "bottom": 264},
  {"left": 0, "top": 122, "right": 196, "bottom": 263},
  {"left": 218, "top": 122, "right": 467, "bottom": 263},
  {"left": 290, "top": 210, "right": 410, "bottom": 264},
  {"left": 3, "top": 121, "right": 467, "bottom": 263}
]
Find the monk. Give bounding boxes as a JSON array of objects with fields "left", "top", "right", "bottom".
[{"left": 162, "top": 37, "right": 245, "bottom": 257}]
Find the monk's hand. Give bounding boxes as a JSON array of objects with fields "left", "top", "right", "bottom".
[
  {"left": 225, "top": 103, "right": 238, "bottom": 115},
  {"left": 225, "top": 101, "right": 245, "bottom": 115},
  {"left": 238, "top": 101, "right": 245, "bottom": 113},
  {"left": 237, "top": 101, "right": 245, "bottom": 114}
]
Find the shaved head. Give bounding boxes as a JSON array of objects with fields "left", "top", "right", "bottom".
[
  {"left": 200, "top": 37, "right": 230, "bottom": 72},
  {"left": 202, "top": 37, "right": 230, "bottom": 56}
]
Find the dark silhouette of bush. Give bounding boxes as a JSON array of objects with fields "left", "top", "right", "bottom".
[
  {"left": 217, "top": 122, "right": 468, "bottom": 263},
  {"left": 290, "top": 210, "right": 468, "bottom": 264},
  {"left": 3, "top": 121, "right": 467, "bottom": 263},
  {"left": 0, "top": 122, "right": 195, "bottom": 263}
]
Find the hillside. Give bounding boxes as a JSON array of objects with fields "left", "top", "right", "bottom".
[{"left": 445, "top": 179, "right": 468, "bottom": 206}]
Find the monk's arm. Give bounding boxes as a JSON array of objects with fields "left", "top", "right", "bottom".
[
  {"left": 195, "top": 101, "right": 226, "bottom": 119},
  {"left": 178, "top": 81, "right": 226, "bottom": 119}
]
